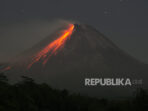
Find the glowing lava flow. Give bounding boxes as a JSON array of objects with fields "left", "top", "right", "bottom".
[
  {"left": 27, "top": 24, "right": 74, "bottom": 69},
  {"left": 2, "top": 66, "right": 11, "bottom": 72}
]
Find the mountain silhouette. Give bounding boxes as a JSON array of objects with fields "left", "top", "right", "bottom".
[{"left": 1, "top": 23, "right": 148, "bottom": 98}]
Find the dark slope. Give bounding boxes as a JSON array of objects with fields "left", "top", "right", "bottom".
[{"left": 2, "top": 23, "right": 148, "bottom": 98}]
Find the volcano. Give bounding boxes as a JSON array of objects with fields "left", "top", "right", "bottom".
[{"left": 1, "top": 23, "right": 148, "bottom": 98}]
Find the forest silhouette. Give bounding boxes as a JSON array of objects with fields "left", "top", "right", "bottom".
[{"left": 0, "top": 73, "right": 147, "bottom": 111}]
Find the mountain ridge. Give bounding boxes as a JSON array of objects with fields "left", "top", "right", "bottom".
[{"left": 1, "top": 23, "right": 148, "bottom": 98}]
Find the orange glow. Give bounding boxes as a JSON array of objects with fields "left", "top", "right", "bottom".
[
  {"left": 2, "top": 66, "right": 11, "bottom": 71},
  {"left": 28, "top": 24, "right": 74, "bottom": 69}
]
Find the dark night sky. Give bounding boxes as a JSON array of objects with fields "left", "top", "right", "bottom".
[{"left": 0, "top": 0, "right": 148, "bottom": 63}]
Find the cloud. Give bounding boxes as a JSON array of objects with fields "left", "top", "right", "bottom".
[{"left": 0, "top": 19, "right": 73, "bottom": 62}]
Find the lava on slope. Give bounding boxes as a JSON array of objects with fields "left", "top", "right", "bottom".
[
  {"left": 27, "top": 24, "right": 74, "bottom": 69},
  {"left": 0, "top": 66, "right": 11, "bottom": 72},
  {"left": 2, "top": 66, "right": 11, "bottom": 71}
]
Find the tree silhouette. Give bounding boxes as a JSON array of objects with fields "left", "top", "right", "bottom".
[{"left": 0, "top": 73, "right": 147, "bottom": 111}]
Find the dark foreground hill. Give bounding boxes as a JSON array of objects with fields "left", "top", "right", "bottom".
[{"left": 0, "top": 73, "right": 148, "bottom": 111}]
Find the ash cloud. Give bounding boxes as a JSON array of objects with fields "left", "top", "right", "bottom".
[{"left": 0, "top": 19, "right": 73, "bottom": 63}]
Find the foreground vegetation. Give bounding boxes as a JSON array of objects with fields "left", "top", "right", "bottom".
[{"left": 0, "top": 73, "right": 147, "bottom": 111}]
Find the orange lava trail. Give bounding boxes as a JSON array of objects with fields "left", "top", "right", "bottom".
[
  {"left": 27, "top": 24, "right": 74, "bottom": 69},
  {"left": 2, "top": 66, "right": 11, "bottom": 72}
]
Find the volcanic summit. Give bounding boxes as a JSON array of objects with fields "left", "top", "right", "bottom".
[{"left": 1, "top": 23, "right": 148, "bottom": 98}]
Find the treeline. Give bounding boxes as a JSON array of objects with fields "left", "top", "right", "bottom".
[{"left": 0, "top": 73, "right": 148, "bottom": 111}]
